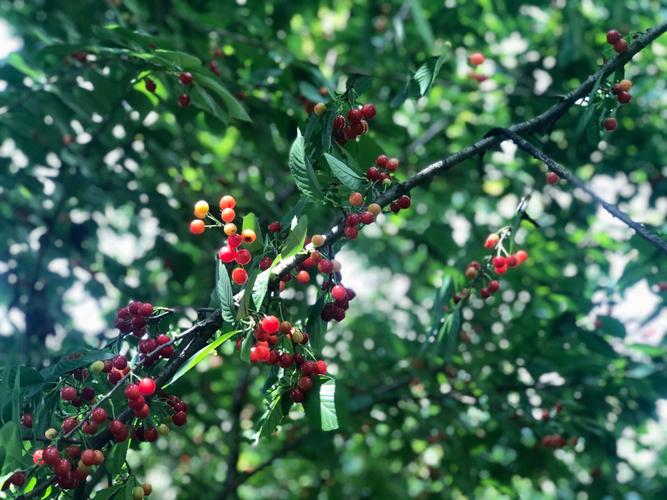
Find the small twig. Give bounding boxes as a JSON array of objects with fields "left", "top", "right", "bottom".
[{"left": 495, "top": 128, "right": 667, "bottom": 255}]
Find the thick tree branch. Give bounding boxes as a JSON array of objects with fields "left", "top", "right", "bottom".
[
  {"left": 269, "top": 21, "right": 667, "bottom": 281},
  {"left": 495, "top": 128, "right": 667, "bottom": 254}
]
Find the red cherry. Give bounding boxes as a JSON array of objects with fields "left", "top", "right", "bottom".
[
  {"left": 333, "top": 115, "right": 346, "bottom": 130},
  {"left": 315, "top": 360, "right": 328, "bottom": 375},
  {"left": 617, "top": 90, "right": 631, "bottom": 104},
  {"left": 145, "top": 79, "right": 156, "bottom": 93},
  {"left": 397, "top": 195, "right": 411, "bottom": 209},
  {"left": 318, "top": 259, "right": 334, "bottom": 274},
  {"left": 62, "top": 416, "right": 78, "bottom": 433},
  {"left": 495, "top": 265, "right": 508, "bottom": 275},
  {"left": 376, "top": 154, "right": 389, "bottom": 167},
  {"left": 613, "top": 39, "right": 628, "bottom": 53},
  {"left": 81, "top": 449, "right": 96, "bottom": 466},
  {"left": 366, "top": 166, "right": 381, "bottom": 181},
  {"left": 179, "top": 72, "right": 193, "bottom": 85},
  {"left": 507, "top": 255, "right": 518, "bottom": 268},
  {"left": 360, "top": 211, "right": 375, "bottom": 224},
  {"left": 140, "top": 303, "right": 153, "bottom": 316},
  {"left": 546, "top": 172, "right": 560, "bottom": 184},
  {"left": 361, "top": 103, "right": 376, "bottom": 119},
  {"left": 331, "top": 285, "right": 347, "bottom": 302},
  {"left": 301, "top": 361, "right": 316, "bottom": 376},
  {"left": 296, "top": 270, "right": 310, "bottom": 284},
  {"left": 91, "top": 407, "right": 108, "bottom": 424},
  {"left": 260, "top": 316, "right": 280, "bottom": 334},
  {"left": 606, "top": 29, "right": 621, "bottom": 44},
  {"left": 347, "top": 108, "right": 362, "bottom": 123},
  {"left": 128, "top": 396, "right": 146, "bottom": 410},
  {"left": 298, "top": 376, "right": 313, "bottom": 391},
  {"left": 134, "top": 404, "right": 150, "bottom": 419},
  {"left": 235, "top": 248, "right": 252, "bottom": 265},
  {"left": 112, "top": 355, "right": 127, "bottom": 370},
  {"left": 172, "top": 411, "right": 187, "bottom": 426},
  {"left": 279, "top": 353, "right": 294, "bottom": 368},
  {"left": 21, "top": 413, "right": 32, "bottom": 428},
  {"left": 267, "top": 221, "right": 281, "bottom": 233},
  {"left": 144, "top": 427, "right": 158, "bottom": 442},
  {"left": 603, "top": 117, "right": 617, "bottom": 130},
  {"left": 109, "top": 419, "right": 124, "bottom": 434},
  {"left": 231, "top": 267, "right": 248, "bottom": 285},
  {"left": 82, "top": 420, "right": 98, "bottom": 434},
  {"left": 386, "top": 158, "right": 399, "bottom": 171},
  {"left": 227, "top": 233, "right": 242, "bottom": 249},
  {"left": 189, "top": 219, "right": 204, "bottom": 234},
  {"left": 291, "top": 388, "right": 305, "bottom": 402},
  {"left": 53, "top": 458, "right": 71, "bottom": 476},
  {"left": 137, "top": 377, "right": 156, "bottom": 396},
  {"left": 178, "top": 93, "right": 191, "bottom": 107},
  {"left": 259, "top": 256, "right": 272, "bottom": 270},
  {"left": 33, "top": 449, "right": 45, "bottom": 466},
  {"left": 515, "top": 250, "right": 529, "bottom": 264},
  {"left": 60, "top": 386, "right": 77, "bottom": 401},
  {"left": 492, "top": 256, "right": 506, "bottom": 268},
  {"left": 218, "top": 246, "right": 237, "bottom": 263}
]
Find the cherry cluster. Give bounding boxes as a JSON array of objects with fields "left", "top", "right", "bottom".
[
  {"left": 189, "top": 195, "right": 257, "bottom": 285},
  {"left": 333, "top": 103, "right": 377, "bottom": 145},
  {"left": 366, "top": 154, "right": 399, "bottom": 184},
  {"left": 606, "top": 29, "right": 628, "bottom": 54},
  {"left": 144, "top": 71, "right": 197, "bottom": 108},
  {"left": 541, "top": 434, "right": 578, "bottom": 449},
  {"left": 114, "top": 300, "right": 154, "bottom": 337}
]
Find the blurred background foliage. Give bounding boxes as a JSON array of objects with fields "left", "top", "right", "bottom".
[{"left": 0, "top": 0, "right": 666, "bottom": 498}]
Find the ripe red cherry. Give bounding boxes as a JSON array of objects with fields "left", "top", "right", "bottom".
[
  {"left": 347, "top": 108, "right": 363, "bottom": 123},
  {"left": 137, "top": 377, "right": 156, "bottom": 396},
  {"left": 189, "top": 219, "right": 204, "bottom": 234},
  {"left": 81, "top": 449, "right": 97, "bottom": 466},
  {"left": 91, "top": 407, "right": 108, "bottom": 424},
  {"left": 227, "top": 233, "right": 242, "bottom": 249},
  {"left": 259, "top": 256, "right": 272, "bottom": 270},
  {"left": 333, "top": 115, "right": 346, "bottom": 130},
  {"left": 469, "top": 52, "right": 485, "bottom": 66},
  {"left": 43, "top": 447, "right": 60, "bottom": 465},
  {"left": 60, "top": 386, "right": 77, "bottom": 401},
  {"left": 235, "top": 248, "right": 252, "bottom": 265},
  {"left": 134, "top": 404, "right": 150, "bottom": 419},
  {"left": 617, "top": 91, "right": 631, "bottom": 104},
  {"left": 344, "top": 225, "right": 358, "bottom": 239},
  {"left": 298, "top": 376, "right": 313, "bottom": 391},
  {"left": 606, "top": 29, "right": 621, "bottom": 44},
  {"left": 507, "top": 255, "right": 518, "bottom": 268},
  {"left": 267, "top": 221, "right": 281, "bottom": 233},
  {"left": 397, "top": 195, "right": 411, "bottom": 209},
  {"left": 613, "top": 39, "right": 628, "bottom": 53},
  {"left": 231, "top": 267, "right": 248, "bottom": 285},
  {"left": 376, "top": 154, "right": 389, "bottom": 167},
  {"left": 346, "top": 213, "right": 360, "bottom": 226},
  {"left": 144, "top": 427, "right": 158, "bottom": 442},
  {"left": 53, "top": 458, "right": 71, "bottom": 476},
  {"left": 360, "top": 211, "right": 374, "bottom": 224},
  {"left": 362, "top": 103, "right": 376, "bottom": 119},
  {"left": 296, "top": 270, "right": 310, "bottom": 284},
  {"left": 178, "top": 93, "right": 191, "bottom": 107},
  {"left": 279, "top": 353, "right": 294, "bottom": 368},
  {"left": 172, "top": 411, "right": 187, "bottom": 426},
  {"left": 366, "top": 166, "right": 381, "bottom": 181},
  {"left": 315, "top": 360, "right": 328, "bottom": 375},
  {"left": 62, "top": 416, "right": 78, "bottom": 433},
  {"left": 179, "top": 72, "right": 193, "bottom": 85},
  {"left": 112, "top": 355, "right": 127, "bottom": 370},
  {"left": 603, "top": 117, "right": 617, "bottom": 131},
  {"left": 128, "top": 396, "right": 146, "bottom": 410},
  {"left": 109, "top": 419, "right": 124, "bottom": 434},
  {"left": 21, "top": 413, "right": 32, "bottom": 428},
  {"left": 145, "top": 79, "right": 156, "bottom": 93},
  {"left": 260, "top": 316, "right": 280, "bottom": 334},
  {"left": 515, "top": 250, "right": 529, "bottom": 264},
  {"left": 291, "top": 388, "right": 305, "bottom": 403},
  {"left": 492, "top": 256, "right": 506, "bottom": 268},
  {"left": 318, "top": 259, "right": 334, "bottom": 274},
  {"left": 301, "top": 361, "right": 316, "bottom": 376},
  {"left": 546, "top": 172, "right": 560, "bottom": 184},
  {"left": 32, "top": 449, "right": 44, "bottom": 466},
  {"left": 218, "top": 246, "right": 237, "bottom": 263},
  {"left": 331, "top": 285, "right": 347, "bottom": 302},
  {"left": 386, "top": 158, "right": 399, "bottom": 171},
  {"left": 124, "top": 383, "right": 140, "bottom": 400}
]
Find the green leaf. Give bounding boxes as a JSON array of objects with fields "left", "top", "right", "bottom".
[
  {"left": 105, "top": 438, "right": 130, "bottom": 473},
  {"left": 252, "top": 256, "right": 281, "bottom": 309},
  {"left": 321, "top": 109, "right": 336, "bottom": 152},
  {"left": 305, "top": 296, "right": 326, "bottom": 350},
  {"left": 323, "top": 153, "right": 363, "bottom": 191},
  {"left": 237, "top": 269, "right": 258, "bottom": 320},
  {"left": 436, "top": 309, "right": 462, "bottom": 358},
  {"left": 193, "top": 73, "right": 252, "bottom": 122},
  {"left": 413, "top": 54, "right": 447, "bottom": 96},
  {"left": 166, "top": 330, "right": 239, "bottom": 386},
  {"left": 214, "top": 259, "right": 235, "bottom": 323},
  {"left": 597, "top": 316, "right": 626, "bottom": 338},
  {"left": 92, "top": 483, "right": 128, "bottom": 500},
  {"left": 152, "top": 49, "right": 202, "bottom": 69},
  {"left": 280, "top": 216, "right": 308, "bottom": 259},
  {"left": 298, "top": 81, "right": 324, "bottom": 103},
  {"left": 409, "top": 0, "right": 435, "bottom": 51},
  {"left": 0, "top": 421, "right": 22, "bottom": 474},
  {"left": 241, "top": 212, "right": 264, "bottom": 252},
  {"left": 255, "top": 387, "right": 292, "bottom": 440},
  {"left": 7, "top": 53, "right": 43, "bottom": 79},
  {"left": 304, "top": 378, "right": 339, "bottom": 431},
  {"left": 190, "top": 85, "right": 227, "bottom": 123},
  {"left": 240, "top": 329, "right": 254, "bottom": 363},
  {"left": 40, "top": 349, "right": 113, "bottom": 381},
  {"left": 288, "top": 130, "right": 322, "bottom": 200}
]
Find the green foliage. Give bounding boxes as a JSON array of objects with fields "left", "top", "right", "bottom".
[{"left": 0, "top": 1, "right": 666, "bottom": 499}]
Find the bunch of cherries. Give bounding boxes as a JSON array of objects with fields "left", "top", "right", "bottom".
[{"left": 333, "top": 103, "right": 377, "bottom": 145}]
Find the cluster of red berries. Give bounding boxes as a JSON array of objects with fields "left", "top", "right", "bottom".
[
  {"left": 366, "top": 154, "right": 399, "bottom": 184},
  {"left": 290, "top": 359, "right": 328, "bottom": 403},
  {"left": 321, "top": 284, "right": 356, "bottom": 322},
  {"left": 189, "top": 195, "right": 257, "bottom": 285},
  {"left": 606, "top": 29, "right": 628, "bottom": 54},
  {"left": 458, "top": 261, "right": 502, "bottom": 302},
  {"left": 489, "top": 250, "right": 529, "bottom": 275},
  {"left": 546, "top": 171, "right": 560, "bottom": 185},
  {"left": 2, "top": 470, "right": 26, "bottom": 490},
  {"left": 144, "top": 71, "right": 196, "bottom": 108},
  {"left": 541, "top": 434, "right": 578, "bottom": 449},
  {"left": 114, "top": 300, "right": 154, "bottom": 337},
  {"left": 610, "top": 78, "right": 633, "bottom": 106},
  {"left": 31, "top": 444, "right": 104, "bottom": 490},
  {"left": 333, "top": 103, "right": 376, "bottom": 145},
  {"left": 342, "top": 193, "right": 382, "bottom": 240}
]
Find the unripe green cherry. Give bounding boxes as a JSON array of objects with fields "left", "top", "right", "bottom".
[{"left": 90, "top": 360, "right": 105, "bottom": 373}]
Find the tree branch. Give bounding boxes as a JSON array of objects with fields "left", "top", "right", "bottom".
[
  {"left": 268, "top": 21, "right": 667, "bottom": 282},
  {"left": 494, "top": 128, "right": 667, "bottom": 254}
]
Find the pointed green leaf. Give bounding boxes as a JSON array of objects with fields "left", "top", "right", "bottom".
[
  {"left": 280, "top": 216, "right": 308, "bottom": 259},
  {"left": 190, "top": 85, "right": 227, "bottom": 123},
  {"left": 241, "top": 212, "right": 264, "bottom": 252},
  {"left": 414, "top": 53, "right": 447, "bottom": 96},
  {"left": 166, "top": 330, "right": 239, "bottom": 386},
  {"left": 252, "top": 255, "right": 281, "bottom": 309},
  {"left": 152, "top": 49, "right": 201, "bottom": 69},
  {"left": 288, "top": 130, "right": 322, "bottom": 200},
  {"left": 0, "top": 421, "right": 22, "bottom": 474},
  {"left": 304, "top": 378, "right": 339, "bottom": 431},
  {"left": 237, "top": 269, "right": 258, "bottom": 320},
  {"left": 215, "top": 259, "right": 235, "bottom": 323},
  {"left": 321, "top": 109, "right": 336, "bottom": 151},
  {"left": 323, "top": 153, "right": 363, "bottom": 190},
  {"left": 193, "top": 73, "right": 251, "bottom": 122}
]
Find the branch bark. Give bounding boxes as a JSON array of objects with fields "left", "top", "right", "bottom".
[
  {"left": 269, "top": 21, "right": 667, "bottom": 281},
  {"left": 494, "top": 128, "right": 667, "bottom": 254}
]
